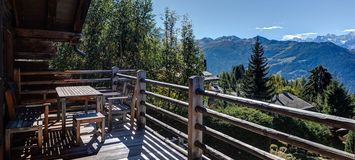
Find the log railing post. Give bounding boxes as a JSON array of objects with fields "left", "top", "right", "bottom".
[
  {"left": 188, "top": 76, "right": 204, "bottom": 160},
  {"left": 136, "top": 70, "right": 146, "bottom": 130},
  {"left": 111, "top": 66, "right": 119, "bottom": 92}
]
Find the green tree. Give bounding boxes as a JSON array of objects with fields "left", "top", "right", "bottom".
[
  {"left": 242, "top": 37, "right": 274, "bottom": 100},
  {"left": 303, "top": 65, "right": 332, "bottom": 101},
  {"left": 322, "top": 81, "right": 353, "bottom": 118},
  {"left": 218, "top": 71, "right": 231, "bottom": 93},
  {"left": 218, "top": 64, "right": 245, "bottom": 94},
  {"left": 160, "top": 8, "right": 181, "bottom": 84},
  {"left": 82, "top": 0, "right": 115, "bottom": 70},
  {"left": 288, "top": 77, "right": 306, "bottom": 96},
  {"left": 269, "top": 74, "right": 287, "bottom": 94},
  {"left": 180, "top": 15, "right": 204, "bottom": 85},
  {"left": 345, "top": 131, "right": 355, "bottom": 153}
]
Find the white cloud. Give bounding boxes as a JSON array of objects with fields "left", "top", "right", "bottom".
[
  {"left": 282, "top": 32, "right": 317, "bottom": 40},
  {"left": 343, "top": 29, "right": 355, "bottom": 32},
  {"left": 256, "top": 26, "right": 283, "bottom": 30}
]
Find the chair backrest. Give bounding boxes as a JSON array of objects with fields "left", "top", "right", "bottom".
[{"left": 5, "top": 89, "right": 16, "bottom": 120}]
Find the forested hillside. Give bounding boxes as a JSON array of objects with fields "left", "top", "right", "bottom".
[{"left": 199, "top": 36, "right": 355, "bottom": 92}]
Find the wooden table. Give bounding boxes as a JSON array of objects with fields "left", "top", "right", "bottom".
[{"left": 56, "top": 86, "right": 103, "bottom": 132}]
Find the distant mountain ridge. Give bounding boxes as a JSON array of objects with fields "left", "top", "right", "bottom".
[
  {"left": 292, "top": 32, "right": 355, "bottom": 50},
  {"left": 198, "top": 36, "right": 355, "bottom": 92}
]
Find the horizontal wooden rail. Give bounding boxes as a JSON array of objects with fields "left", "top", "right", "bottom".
[
  {"left": 195, "top": 124, "right": 284, "bottom": 160},
  {"left": 116, "top": 73, "right": 137, "bottom": 80},
  {"left": 21, "top": 78, "right": 111, "bottom": 85},
  {"left": 20, "top": 69, "right": 136, "bottom": 76},
  {"left": 21, "top": 70, "right": 111, "bottom": 75},
  {"left": 196, "top": 106, "right": 355, "bottom": 160},
  {"left": 194, "top": 141, "right": 233, "bottom": 160},
  {"left": 145, "top": 102, "right": 188, "bottom": 124},
  {"left": 144, "top": 91, "right": 189, "bottom": 107},
  {"left": 143, "top": 79, "right": 189, "bottom": 91},
  {"left": 20, "top": 89, "right": 56, "bottom": 95},
  {"left": 196, "top": 89, "right": 355, "bottom": 131},
  {"left": 146, "top": 114, "right": 188, "bottom": 140}
]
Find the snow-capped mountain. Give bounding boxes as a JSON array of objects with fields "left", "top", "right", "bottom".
[{"left": 292, "top": 32, "right": 355, "bottom": 50}]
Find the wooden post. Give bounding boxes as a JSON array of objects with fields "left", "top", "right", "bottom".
[
  {"left": 136, "top": 70, "right": 146, "bottom": 130},
  {"left": 130, "top": 84, "right": 137, "bottom": 128},
  {"left": 61, "top": 98, "right": 66, "bottom": 136},
  {"left": 188, "top": 76, "right": 204, "bottom": 160},
  {"left": 14, "top": 68, "right": 21, "bottom": 102},
  {"left": 0, "top": 3, "right": 5, "bottom": 159},
  {"left": 111, "top": 66, "right": 119, "bottom": 92}
]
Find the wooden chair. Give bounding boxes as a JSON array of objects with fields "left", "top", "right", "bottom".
[
  {"left": 103, "top": 78, "right": 132, "bottom": 131},
  {"left": 4, "top": 89, "right": 49, "bottom": 160}
]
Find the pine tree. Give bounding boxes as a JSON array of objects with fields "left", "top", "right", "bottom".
[
  {"left": 323, "top": 80, "right": 353, "bottom": 118},
  {"left": 242, "top": 37, "right": 273, "bottom": 100},
  {"left": 180, "top": 15, "right": 204, "bottom": 85},
  {"left": 303, "top": 65, "right": 332, "bottom": 101}
]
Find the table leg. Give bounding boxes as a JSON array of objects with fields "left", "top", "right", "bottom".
[
  {"left": 101, "top": 118, "right": 105, "bottom": 142},
  {"left": 96, "top": 96, "right": 103, "bottom": 113},
  {"left": 85, "top": 99, "right": 88, "bottom": 114},
  {"left": 57, "top": 98, "right": 60, "bottom": 121},
  {"left": 61, "top": 98, "right": 66, "bottom": 135}
]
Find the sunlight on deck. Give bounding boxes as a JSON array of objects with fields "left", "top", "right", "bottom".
[{"left": 11, "top": 112, "right": 186, "bottom": 160}]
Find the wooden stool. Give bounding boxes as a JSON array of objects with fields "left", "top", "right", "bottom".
[{"left": 73, "top": 112, "right": 105, "bottom": 145}]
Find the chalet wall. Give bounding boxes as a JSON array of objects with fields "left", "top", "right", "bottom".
[{"left": 0, "top": 0, "right": 5, "bottom": 158}]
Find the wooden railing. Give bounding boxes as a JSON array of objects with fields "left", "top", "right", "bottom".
[
  {"left": 116, "top": 70, "right": 355, "bottom": 160},
  {"left": 14, "top": 67, "right": 135, "bottom": 104}
]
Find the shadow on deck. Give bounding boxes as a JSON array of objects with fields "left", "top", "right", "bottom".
[{"left": 11, "top": 114, "right": 186, "bottom": 160}]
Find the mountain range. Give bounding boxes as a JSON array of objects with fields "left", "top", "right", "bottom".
[
  {"left": 198, "top": 35, "right": 355, "bottom": 92},
  {"left": 292, "top": 32, "right": 355, "bottom": 51}
]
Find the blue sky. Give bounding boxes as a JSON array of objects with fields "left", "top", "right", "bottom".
[{"left": 152, "top": 0, "right": 355, "bottom": 40}]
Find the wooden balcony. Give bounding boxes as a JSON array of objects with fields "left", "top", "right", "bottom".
[{"left": 4, "top": 68, "right": 355, "bottom": 160}]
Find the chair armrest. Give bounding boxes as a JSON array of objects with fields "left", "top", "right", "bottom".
[
  {"left": 103, "top": 92, "right": 123, "bottom": 97},
  {"left": 108, "top": 96, "right": 129, "bottom": 101},
  {"left": 16, "top": 103, "right": 51, "bottom": 108}
]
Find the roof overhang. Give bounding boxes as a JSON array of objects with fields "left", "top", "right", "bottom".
[{"left": 11, "top": 0, "right": 91, "bottom": 43}]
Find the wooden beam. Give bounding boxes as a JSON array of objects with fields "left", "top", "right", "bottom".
[
  {"left": 11, "top": 0, "right": 20, "bottom": 27},
  {"left": 73, "top": 0, "right": 91, "bottom": 32},
  {"left": 0, "top": 0, "right": 5, "bottom": 158},
  {"left": 4, "top": 30, "right": 14, "bottom": 80},
  {"left": 188, "top": 76, "right": 204, "bottom": 160},
  {"left": 15, "top": 28, "right": 81, "bottom": 42},
  {"left": 47, "top": 0, "right": 57, "bottom": 29},
  {"left": 14, "top": 52, "right": 56, "bottom": 60},
  {"left": 15, "top": 38, "right": 56, "bottom": 53},
  {"left": 136, "top": 70, "right": 146, "bottom": 130}
]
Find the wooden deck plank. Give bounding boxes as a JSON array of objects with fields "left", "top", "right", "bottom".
[{"left": 10, "top": 112, "right": 187, "bottom": 160}]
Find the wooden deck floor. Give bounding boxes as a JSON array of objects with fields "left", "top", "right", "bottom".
[{"left": 10, "top": 112, "right": 187, "bottom": 160}]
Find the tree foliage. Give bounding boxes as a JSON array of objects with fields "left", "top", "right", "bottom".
[
  {"left": 303, "top": 65, "right": 332, "bottom": 101},
  {"left": 345, "top": 131, "right": 355, "bottom": 153},
  {"left": 322, "top": 80, "right": 353, "bottom": 118},
  {"left": 218, "top": 64, "right": 245, "bottom": 94},
  {"left": 180, "top": 15, "right": 204, "bottom": 84},
  {"left": 242, "top": 37, "right": 274, "bottom": 100}
]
